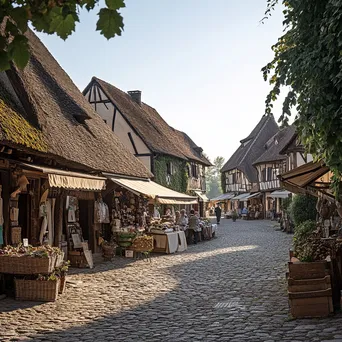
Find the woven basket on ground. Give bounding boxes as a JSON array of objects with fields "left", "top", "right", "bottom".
[
  {"left": 0, "top": 255, "right": 57, "bottom": 275},
  {"left": 15, "top": 279, "right": 60, "bottom": 302}
]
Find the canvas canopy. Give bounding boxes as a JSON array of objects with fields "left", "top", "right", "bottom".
[
  {"left": 20, "top": 163, "right": 106, "bottom": 191},
  {"left": 106, "top": 176, "right": 197, "bottom": 204}
]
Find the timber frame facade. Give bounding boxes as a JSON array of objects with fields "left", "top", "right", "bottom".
[{"left": 83, "top": 77, "right": 211, "bottom": 195}]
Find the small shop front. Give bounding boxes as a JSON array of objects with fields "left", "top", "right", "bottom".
[
  {"left": 0, "top": 162, "right": 106, "bottom": 301},
  {"left": 103, "top": 175, "right": 199, "bottom": 255}
]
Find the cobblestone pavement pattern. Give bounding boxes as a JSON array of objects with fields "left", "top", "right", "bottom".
[{"left": 1, "top": 220, "right": 342, "bottom": 341}]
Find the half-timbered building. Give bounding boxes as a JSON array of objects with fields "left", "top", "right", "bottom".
[
  {"left": 220, "top": 114, "right": 278, "bottom": 211},
  {"left": 83, "top": 77, "right": 211, "bottom": 203},
  {"left": 253, "top": 125, "right": 296, "bottom": 217}
]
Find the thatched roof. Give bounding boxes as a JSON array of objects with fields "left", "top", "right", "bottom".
[
  {"left": 88, "top": 77, "right": 210, "bottom": 165},
  {"left": 0, "top": 30, "right": 151, "bottom": 178},
  {"left": 253, "top": 125, "right": 296, "bottom": 165},
  {"left": 170, "top": 128, "right": 212, "bottom": 166},
  {"left": 221, "top": 114, "right": 279, "bottom": 182}
]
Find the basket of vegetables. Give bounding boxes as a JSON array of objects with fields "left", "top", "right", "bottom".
[
  {"left": 131, "top": 235, "right": 154, "bottom": 252},
  {"left": 0, "top": 245, "right": 63, "bottom": 275}
]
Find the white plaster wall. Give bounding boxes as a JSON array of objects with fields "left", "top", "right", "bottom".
[
  {"left": 94, "top": 102, "right": 114, "bottom": 128},
  {"left": 85, "top": 86, "right": 151, "bottom": 156},
  {"left": 296, "top": 153, "right": 306, "bottom": 167},
  {"left": 114, "top": 110, "right": 150, "bottom": 154},
  {"left": 137, "top": 156, "right": 151, "bottom": 171}
]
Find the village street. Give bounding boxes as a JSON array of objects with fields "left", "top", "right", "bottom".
[{"left": 1, "top": 220, "right": 342, "bottom": 342}]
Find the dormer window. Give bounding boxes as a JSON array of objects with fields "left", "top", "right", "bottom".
[{"left": 243, "top": 139, "right": 252, "bottom": 147}]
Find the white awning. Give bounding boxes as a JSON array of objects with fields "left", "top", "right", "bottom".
[
  {"left": 232, "top": 193, "right": 250, "bottom": 200},
  {"left": 107, "top": 176, "right": 197, "bottom": 204},
  {"left": 20, "top": 163, "right": 106, "bottom": 191},
  {"left": 211, "top": 193, "right": 235, "bottom": 201},
  {"left": 195, "top": 191, "right": 209, "bottom": 202},
  {"left": 268, "top": 190, "right": 291, "bottom": 199},
  {"left": 246, "top": 192, "right": 262, "bottom": 199}
]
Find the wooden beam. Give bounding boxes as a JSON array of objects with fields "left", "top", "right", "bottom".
[
  {"left": 96, "top": 86, "right": 109, "bottom": 109},
  {"left": 112, "top": 107, "right": 117, "bottom": 131},
  {"left": 128, "top": 132, "right": 138, "bottom": 155}
]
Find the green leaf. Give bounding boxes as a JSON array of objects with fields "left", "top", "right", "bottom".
[
  {"left": 105, "top": 0, "right": 125, "bottom": 10},
  {"left": 31, "top": 14, "right": 53, "bottom": 34},
  {"left": 49, "top": 8, "right": 77, "bottom": 40},
  {"left": 96, "top": 8, "right": 124, "bottom": 39},
  {"left": 0, "top": 51, "right": 10, "bottom": 71},
  {"left": 8, "top": 35, "right": 29, "bottom": 69},
  {"left": 10, "top": 7, "right": 28, "bottom": 32}
]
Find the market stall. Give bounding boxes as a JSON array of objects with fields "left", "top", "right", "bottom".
[{"left": 102, "top": 175, "right": 198, "bottom": 255}]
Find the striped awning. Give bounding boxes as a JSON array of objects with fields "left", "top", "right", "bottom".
[{"left": 20, "top": 163, "right": 106, "bottom": 191}]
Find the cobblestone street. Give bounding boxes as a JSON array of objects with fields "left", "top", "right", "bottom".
[{"left": 1, "top": 219, "right": 342, "bottom": 341}]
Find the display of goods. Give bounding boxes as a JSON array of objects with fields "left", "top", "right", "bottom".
[
  {"left": 15, "top": 279, "right": 60, "bottom": 302},
  {"left": 0, "top": 244, "right": 63, "bottom": 258},
  {"left": 131, "top": 235, "right": 154, "bottom": 251},
  {"left": 0, "top": 245, "right": 64, "bottom": 275}
]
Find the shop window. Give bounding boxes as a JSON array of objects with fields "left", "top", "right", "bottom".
[
  {"left": 191, "top": 164, "right": 198, "bottom": 178},
  {"left": 166, "top": 161, "right": 173, "bottom": 176},
  {"left": 261, "top": 168, "right": 266, "bottom": 182}
]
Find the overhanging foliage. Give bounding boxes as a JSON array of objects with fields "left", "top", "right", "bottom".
[
  {"left": 0, "top": 0, "right": 125, "bottom": 70},
  {"left": 263, "top": 0, "right": 342, "bottom": 197}
]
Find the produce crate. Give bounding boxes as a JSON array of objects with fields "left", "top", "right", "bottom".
[
  {"left": 15, "top": 279, "right": 60, "bottom": 302},
  {"left": 0, "top": 255, "right": 57, "bottom": 275},
  {"left": 289, "top": 294, "right": 333, "bottom": 318},
  {"left": 288, "top": 261, "right": 327, "bottom": 280},
  {"left": 288, "top": 275, "right": 331, "bottom": 292},
  {"left": 68, "top": 254, "right": 88, "bottom": 268}
]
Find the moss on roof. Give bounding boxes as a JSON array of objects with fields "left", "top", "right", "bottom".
[{"left": 0, "top": 98, "right": 47, "bottom": 152}]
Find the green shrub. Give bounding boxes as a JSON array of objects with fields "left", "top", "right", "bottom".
[
  {"left": 290, "top": 194, "right": 317, "bottom": 227},
  {"left": 293, "top": 220, "right": 316, "bottom": 261}
]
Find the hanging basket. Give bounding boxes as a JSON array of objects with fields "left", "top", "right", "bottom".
[{"left": 15, "top": 279, "right": 60, "bottom": 302}]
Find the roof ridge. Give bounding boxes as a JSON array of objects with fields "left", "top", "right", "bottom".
[{"left": 239, "top": 115, "right": 274, "bottom": 165}]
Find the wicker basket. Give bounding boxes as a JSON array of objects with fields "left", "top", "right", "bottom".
[
  {"left": 15, "top": 279, "right": 60, "bottom": 302},
  {"left": 131, "top": 237, "right": 154, "bottom": 252},
  {"left": 0, "top": 255, "right": 57, "bottom": 275}
]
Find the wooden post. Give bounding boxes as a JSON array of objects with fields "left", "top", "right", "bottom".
[{"left": 54, "top": 190, "right": 65, "bottom": 247}]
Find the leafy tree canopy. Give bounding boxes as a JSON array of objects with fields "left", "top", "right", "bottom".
[
  {"left": 263, "top": 0, "right": 342, "bottom": 197},
  {"left": 0, "top": 0, "right": 125, "bottom": 70},
  {"left": 205, "top": 155, "right": 225, "bottom": 199}
]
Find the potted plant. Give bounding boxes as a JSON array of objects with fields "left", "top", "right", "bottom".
[{"left": 232, "top": 211, "right": 238, "bottom": 222}]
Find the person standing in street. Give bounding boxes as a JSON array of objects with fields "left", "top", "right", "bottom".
[
  {"left": 188, "top": 209, "right": 200, "bottom": 244},
  {"left": 215, "top": 204, "right": 222, "bottom": 224}
]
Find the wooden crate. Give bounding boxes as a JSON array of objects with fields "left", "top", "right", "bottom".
[
  {"left": 290, "top": 295, "right": 333, "bottom": 318},
  {"left": 288, "top": 275, "right": 331, "bottom": 292},
  {"left": 288, "top": 288, "right": 332, "bottom": 299},
  {"left": 68, "top": 254, "right": 88, "bottom": 268},
  {"left": 288, "top": 261, "right": 327, "bottom": 280}
]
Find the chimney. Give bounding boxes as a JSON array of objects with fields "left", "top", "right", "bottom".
[{"left": 128, "top": 90, "right": 142, "bottom": 106}]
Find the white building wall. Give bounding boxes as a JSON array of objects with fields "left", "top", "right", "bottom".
[{"left": 85, "top": 85, "right": 151, "bottom": 160}]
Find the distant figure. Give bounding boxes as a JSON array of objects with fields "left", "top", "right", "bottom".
[
  {"left": 215, "top": 204, "right": 222, "bottom": 224},
  {"left": 177, "top": 209, "right": 188, "bottom": 229},
  {"left": 188, "top": 209, "right": 200, "bottom": 244},
  {"left": 242, "top": 207, "right": 248, "bottom": 215}
]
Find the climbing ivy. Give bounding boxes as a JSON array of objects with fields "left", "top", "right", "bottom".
[{"left": 154, "top": 156, "right": 188, "bottom": 193}]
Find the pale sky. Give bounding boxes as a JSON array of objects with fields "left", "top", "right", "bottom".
[{"left": 36, "top": 0, "right": 286, "bottom": 162}]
